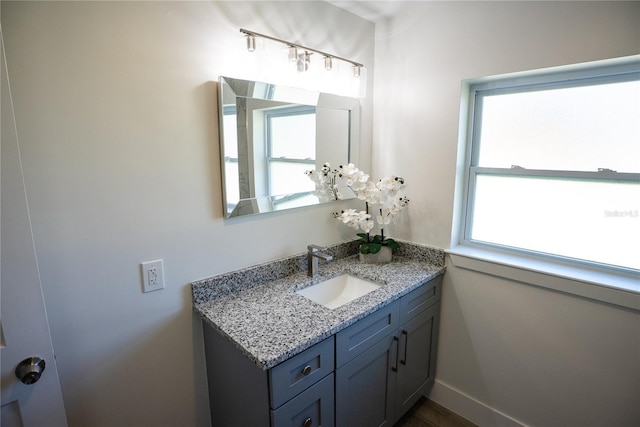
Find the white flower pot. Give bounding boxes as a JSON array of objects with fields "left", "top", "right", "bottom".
[{"left": 359, "top": 245, "right": 393, "bottom": 264}]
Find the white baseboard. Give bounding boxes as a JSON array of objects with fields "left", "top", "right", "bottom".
[{"left": 429, "top": 380, "right": 526, "bottom": 427}]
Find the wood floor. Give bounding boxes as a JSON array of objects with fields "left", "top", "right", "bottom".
[{"left": 395, "top": 397, "right": 478, "bottom": 427}]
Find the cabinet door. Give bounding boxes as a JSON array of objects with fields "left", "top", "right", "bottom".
[
  {"left": 395, "top": 302, "right": 441, "bottom": 418},
  {"left": 335, "top": 333, "right": 398, "bottom": 427}
]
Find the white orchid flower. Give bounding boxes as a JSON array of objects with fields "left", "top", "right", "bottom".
[
  {"left": 328, "top": 164, "right": 409, "bottom": 247},
  {"left": 341, "top": 163, "right": 359, "bottom": 176},
  {"left": 377, "top": 214, "right": 391, "bottom": 225},
  {"left": 355, "top": 171, "right": 369, "bottom": 182},
  {"left": 351, "top": 181, "right": 367, "bottom": 192},
  {"left": 361, "top": 220, "right": 375, "bottom": 233},
  {"left": 377, "top": 177, "right": 392, "bottom": 190},
  {"left": 356, "top": 211, "right": 371, "bottom": 221}
]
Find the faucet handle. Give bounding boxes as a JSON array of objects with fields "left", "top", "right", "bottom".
[{"left": 308, "top": 244, "right": 326, "bottom": 253}]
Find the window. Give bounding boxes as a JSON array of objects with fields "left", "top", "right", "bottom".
[
  {"left": 265, "top": 106, "right": 316, "bottom": 197},
  {"left": 458, "top": 57, "right": 640, "bottom": 273}
]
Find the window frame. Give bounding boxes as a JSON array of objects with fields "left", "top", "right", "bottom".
[
  {"left": 264, "top": 105, "right": 317, "bottom": 196},
  {"left": 452, "top": 56, "right": 640, "bottom": 308}
]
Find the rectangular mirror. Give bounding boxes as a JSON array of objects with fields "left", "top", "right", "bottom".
[{"left": 219, "top": 76, "right": 360, "bottom": 218}]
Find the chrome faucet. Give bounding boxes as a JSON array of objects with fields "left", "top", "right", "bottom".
[{"left": 307, "top": 245, "right": 333, "bottom": 277}]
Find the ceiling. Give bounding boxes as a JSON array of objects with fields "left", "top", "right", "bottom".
[{"left": 325, "top": 1, "right": 403, "bottom": 23}]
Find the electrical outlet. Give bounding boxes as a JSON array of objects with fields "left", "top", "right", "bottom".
[{"left": 141, "top": 259, "right": 164, "bottom": 293}]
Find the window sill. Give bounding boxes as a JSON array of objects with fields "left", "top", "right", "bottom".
[{"left": 447, "top": 245, "right": 639, "bottom": 311}]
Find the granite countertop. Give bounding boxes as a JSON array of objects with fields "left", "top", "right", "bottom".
[{"left": 192, "top": 241, "right": 445, "bottom": 370}]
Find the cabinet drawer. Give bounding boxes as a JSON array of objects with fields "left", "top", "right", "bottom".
[
  {"left": 269, "top": 337, "right": 334, "bottom": 409},
  {"left": 336, "top": 300, "right": 400, "bottom": 368},
  {"left": 271, "top": 373, "right": 334, "bottom": 427},
  {"left": 399, "top": 275, "right": 442, "bottom": 325}
]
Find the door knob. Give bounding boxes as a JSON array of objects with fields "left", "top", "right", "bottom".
[{"left": 15, "top": 357, "right": 46, "bottom": 385}]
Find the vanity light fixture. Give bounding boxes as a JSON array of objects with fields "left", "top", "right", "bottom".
[{"left": 240, "top": 28, "right": 364, "bottom": 75}]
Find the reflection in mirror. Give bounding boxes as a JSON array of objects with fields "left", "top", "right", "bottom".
[{"left": 219, "top": 76, "right": 359, "bottom": 218}]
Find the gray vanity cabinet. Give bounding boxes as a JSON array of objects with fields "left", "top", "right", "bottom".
[
  {"left": 202, "top": 274, "right": 442, "bottom": 427},
  {"left": 335, "top": 275, "right": 442, "bottom": 426}
]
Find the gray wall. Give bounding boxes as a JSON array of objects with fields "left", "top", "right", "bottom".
[
  {"left": 1, "top": 2, "right": 373, "bottom": 425},
  {"left": 372, "top": 1, "right": 640, "bottom": 426}
]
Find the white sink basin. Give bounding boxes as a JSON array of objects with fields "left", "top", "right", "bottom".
[{"left": 296, "top": 274, "right": 380, "bottom": 309}]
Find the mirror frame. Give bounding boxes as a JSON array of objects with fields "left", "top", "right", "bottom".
[{"left": 218, "top": 76, "right": 360, "bottom": 218}]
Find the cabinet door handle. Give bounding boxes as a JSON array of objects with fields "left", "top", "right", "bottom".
[
  {"left": 391, "top": 336, "right": 399, "bottom": 372},
  {"left": 303, "top": 417, "right": 313, "bottom": 427},
  {"left": 302, "top": 365, "right": 312, "bottom": 376},
  {"left": 400, "top": 330, "right": 408, "bottom": 366}
]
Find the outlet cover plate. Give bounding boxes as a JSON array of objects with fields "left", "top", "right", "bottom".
[{"left": 141, "top": 259, "right": 164, "bottom": 293}]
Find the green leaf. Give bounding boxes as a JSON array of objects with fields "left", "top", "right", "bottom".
[
  {"left": 356, "top": 233, "right": 369, "bottom": 242},
  {"left": 384, "top": 239, "right": 400, "bottom": 250},
  {"left": 368, "top": 243, "right": 382, "bottom": 254}
]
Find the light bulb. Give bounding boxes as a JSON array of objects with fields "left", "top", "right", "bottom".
[
  {"left": 246, "top": 35, "right": 256, "bottom": 53},
  {"left": 288, "top": 46, "right": 298, "bottom": 63},
  {"left": 324, "top": 57, "right": 333, "bottom": 71}
]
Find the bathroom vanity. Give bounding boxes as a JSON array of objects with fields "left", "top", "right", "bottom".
[{"left": 192, "top": 242, "right": 445, "bottom": 427}]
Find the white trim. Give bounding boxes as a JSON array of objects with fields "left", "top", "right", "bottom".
[
  {"left": 447, "top": 245, "right": 639, "bottom": 311},
  {"left": 430, "top": 380, "right": 526, "bottom": 427}
]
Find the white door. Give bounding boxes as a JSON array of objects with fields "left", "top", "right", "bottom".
[{"left": 1, "top": 28, "right": 68, "bottom": 427}]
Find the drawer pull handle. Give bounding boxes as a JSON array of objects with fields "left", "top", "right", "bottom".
[
  {"left": 391, "top": 336, "right": 399, "bottom": 372},
  {"left": 302, "top": 365, "right": 312, "bottom": 376},
  {"left": 400, "top": 330, "right": 408, "bottom": 365},
  {"left": 303, "top": 417, "right": 313, "bottom": 427}
]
